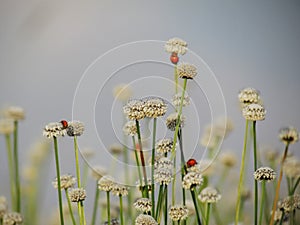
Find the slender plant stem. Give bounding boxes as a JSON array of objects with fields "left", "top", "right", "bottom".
[
  {"left": 253, "top": 121, "right": 258, "bottom": 225},
  {"left": 291, "top": 177, "right": 300, "bottom": 194},
  {"left": 263, "top": 181, "right": 271, "bottom": 225},
  {"left": 5, "top": 134, "right": 15, "bottom": 209},
  {"left": 65, "top": 189, "right": 77, "bottom": 225},
  {"left": 53, "top": 137, "right": 65, "bottom": 225},
  {"left": 132, "top": 136, "right": 143, "bottom": 192},
  {"left": 107, "top": 191, "right": 111, "bottom": 225},
  {"left": 135, "top": 120, "right": 149, "bottom": 198},
  {"left": 151, "top": 118, "right": 157, "bottom": 216},
  {"left": 191, "top": 189, "right": 202, "bottom": 225},
  {"left": 235, "top": 119, "right": 249, "bottom": 225},
  {"left": 269, "top": 143, "right": 290, "bottom": 225},
  {"left": 119, "top": 196, "right": 124, "bottom": 225},
  {"left": 155, "top": 185, "right": 164, "bottom": 220},
  {"left": 174, "top": 64, "right": 178, "bottom": 94},
  {"left": 164, "top": 186, "right": 168, "bottom": 225},
  {"left": 206, "top": 203, "right": 211, "bottom": 225},
  {"left": 91, "top": 182, "right": 100, "bottom": 225},
  {"left": 259, "top": 181, "right": 266, "bottom": 225},
  {"left": 13, "top": 120, "right": 21, "bottom": 212},
  {"left": 212, "top": 204, "right": 223, "bottom": 225}
]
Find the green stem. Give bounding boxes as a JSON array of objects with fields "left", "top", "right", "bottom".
[
  {"left": 13, "top": 120, "right": 21, "bottom": 212},
  {"left": 235, "top": 119, "right": 249, "bottom": 225},
  {"left": 65, "top": 189, "right": 77, "bottom": 225},
  {"left": 132, "top": 136, "right": 143, "bottom": 193},
  {"left": 263, "top": 180, "right": 271, "bottom": 225},
  {"left": 119, "top": 196, "right": 124, "bottom": 225},
  {"left": 53, "top": 137, "right": 65, "bottom": 225},
  {"left": 164, "top": 186, "right": 168, "bottom": 225},
  {"left": 291, "top": 177, "right": 300, "bottom": 194},
  {"left": 135, "top": 120, "right": 149, "bottom": 198},
  {"left": 107, "top": 191, "right": 111, "bottom": 225},
  {"left": 91, "top": 182, "right": 100, "bottom": 225},
  {"left": 269, "top": 143, "right": 290, "bottom": 225},
  {"left": 253, "top": 121, "right": 258, "bottom": 225},
  {"left": 259, "top": 181, "right": 266, "bottom": 225},
  {"left": 206, "top": 203, "right": 211, "bottom": 225},
  {"left": 5, "top": 134, "right": 15, "bottom": 209},
  {"left": 191, "top": 189, "right": 202, "bottom": 225},
  {"left": 174, "top": 64, "right": 178, "bottom": 94},
  {"left": 155, "top": 185, "right": 164, "bottom": 220},
  {"left": 151, "top": 118, "right": 157, "bottom": 216},
  {"left": 212, "top": 204, "right": 223, "bottom": 225}
]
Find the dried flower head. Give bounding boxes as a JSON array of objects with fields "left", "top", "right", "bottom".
[
  {"left": 0, "top": 119, "right": 14, "bottom": 135},
  {"left": 154, "top": 157, "right": 173, "bottom": 170},
  {"left": 238, "top": 87, "right": 261, "bottom": 106},
  {"left": 254, "top": 167, "right": 276, "bottom": 181},
  {"left": 219, "top": 152, "right": 237, "bottom": 168},
  {"left": 43, "top": 122, "right": 66, "bottom": 138},
  {"left": 0, "top": 196, "right": 7, "bottom": 218},
  {"left": 172, "top": 93, "right": 190, "bottom": 107},
  {"left": 283, "top": 157, "right": 300, "bottom": 178},
  {"left": 279, "top": 194, "right": 300, "bottom": 213},
  {"left": 98, "top": 175, "right": 115, "bottom": 192},
  {"left": 90, "top": 166, "right": 108, "bottom": 180},
  {"left": 242, "top": 103, "right": 266, "bottom": 121},
  {"left": 123, "top": 99, "right": 145, "bottom": 120},
  {"left": 113, "top": 84, "right": 133, "bottom": 102},
  {"left": 109, "top": 143, "right": 123, "bottom": 155},
  {"left": 198, "top": 187, "right": 221, "bottom": 203},
  {"left": 177, "top": 63, "right": 197, "bottom": 79},
  {"left": 135, "top": 214, "right": 158, "bottom": 225},
  {"left": 166, "top": 112, "right": 185, "bottom": 131},
  {"left": 3, "top": 212, "right": 23, "bottom": 225},
  {"left": 279, "top": 127, "right": 299, "bottom": 145},
  {"left": 69, "top": 188, "right": 86, "bottom": 202},
  {"left": 136, "top": 178, "right": 152, "bottom": 192},
  {"left": 155, "top": 138, "right": 174, "bottom": 154},
  {"left": 4, "top": 106, "right": 25, "bottom": 121},
  {"left": 123, "top": 121, "right": 137, "bottom": 136},
  {"left": 66, "top": 120, "right": 84, "bottom": 136},
  {"left": 169, "top": 205, "right": 189, "bottom": 221},
  {"left": 165, "top": 37, "right": 187, "bottom": 55},
  {"left": 134, "top": 198, "right": 152, "bottom": 212},
  {"left": 154, "top": 168, "right": 172, "bottom": 185},
  {"left": 142, "top": 97, "right": 167, "bottom": 118},
  {"left": 52, "top": 174, "right": 76, "bottom": 190},
  {"left": 111, "top": 183, "right": 129, "bottom": 196},
  {"left": 182, "top": 171, "right": 203, "bottom": 190}
]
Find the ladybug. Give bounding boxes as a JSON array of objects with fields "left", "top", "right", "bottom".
[
  {"left": 186, "top": 158, "right": 197, "bottom": 168},
  {"left": 170, "top": 52, "right": 179, "bottom": 65},
  {"left": 60, "top": 120, "right": 68, "bottom": 129}
]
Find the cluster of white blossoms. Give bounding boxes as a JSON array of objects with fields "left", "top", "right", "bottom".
[
  {"left": 254, "top": 167, "right": 276, "bottom": 181},
  {"left": 168, "top": 204, "right": 189, "bottom": 221},
  {"left": 165, "top": 37, "right": 188, "bottom": 55},
  {"left": 123, "top": 120, "right": 137, "bottom": 136},
  {"left": 165, "top": 113, "right": 185, "bottom": 131},
  {"left": 52, "top": 174, "right": 76, "bottom": 190},
  {"left": 43, "top": 122, "right": 67, "bottom": 138},
  {"left": 98, "top": 175, "right": 115, "bottom": 192},
  {"left": 198, "top": 187, "right": 221, "bottom": 203},
  {"left": 182, "top": 171, "right": 203, "bottom": 190},
  {"left": 69, "top": 188, "right": 87, "bottom": 202},
  {"left": 177, "top": 63, "right": 197, "bottom": 79},
  {"left": 279, "top": 126, "right": 299, "bottom": 145},
  {"left": 133, "top": 198, "right": 152, "bottom": 213},
  {"left": 155, "top": 138, "right": 174, "bottom": 154},
  {"left": 135, "top": 214, "right": 158, "bottom": 225}
]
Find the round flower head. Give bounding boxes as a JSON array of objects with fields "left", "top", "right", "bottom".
[
  {"left": 254, "top": 167, "right": 276, "bottom": 181},
  {"left": 165, "top": 37, "right": 188, "bottom": 55},
  {"left": 219, "top": 152, "right": 237, "bottom": 168},
  {"left": 283, "top": 157, "right": 300, "bottom": 178},
  {"left": 177, "top": 63, "right": 197, "bottom": 79},
  {"left": 172, "top": 93, "right": 190, "bottom": 107},
  {"left": 111, "top": 183, "right": 129, "bottom": 196},
  {"left": 198, "top": 187, "right": 221, "bottom": 203},
  {"left": 3, "top": 212, "right": 23, "bottom": 225},
  {"left": 109, "top": 143, "right": 123, "bottom": 155},
  {"left": 136, "top": 178, "right": 152, "bottom": 193},
  {"left": 279, "top": 126, "right": 299, "bottom": 145},
  {"left": 52, "top": 174, "right": 76, "bottom": 190},
  {"left": 113, "top": 83, "right": 133, "bottom": 102},
  {"left": 242, "top": 103, "right": 266, "bottom": 121},
  {"left": 66, "top": 120, "right": 84, "bottom": 136},
  {"left": 123, "top": 120, "right": 137, "bottom": 136},
  {"left": 238, "top": 87, "right": 261, "bottom": 106},
  {"left": 98, "top": 175, "right": 115, "bottom": 192},
  {"left": 0, "top": 119, "right": 14, "bottom": 135},
  {"left": 123, "top": 99, "right": 145, "bottom": 120},
  {"left": 142, "top": 97, "right": 167, "bottom": 118},
  {"left": 134, "top": 198, "right": 152, "bottom": 213},
  {"left": 154, "top": 168, "right": 172, "bottom": 185},
  {"left": 135, "top": 214, "right": 158, "bottom": 225},
  {"left": 90, "top": 165, "right": 108, "bottom": 180},
  {"left": 279, "top": 194, "right": 300, "bottom": 213},
  {"left": 69, "top": 188, "right": 86, "bottom": 202},
  {"left": 43, "top": 122, "right": 66, "bottom": 138},
  {"left": 154, "top": 157, "right": 173, "bottom": 170},
  {"left": 4, "top": 106, "right": 25, "bottom": 121},
  {"left": 182, "top": 171, "right": 203, "bottom": 190},
  {"left": 169, "top": 205, "right": 189, "bottom": 221},
  {"left": 155, "top": 138, "right": 174, "bottom": 154},
  {"left": 166, "top": 112, "right": 185, "bottom": 131},
  {"left": 0, "top": 196, "right": 7, "bottom": 218},
  {"left": 103, "top": 218, "right": 120, "bottom": 225}
]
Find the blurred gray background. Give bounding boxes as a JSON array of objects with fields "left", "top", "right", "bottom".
[{"left": 0, "top": 0, "right": 299, "bottom": 223}]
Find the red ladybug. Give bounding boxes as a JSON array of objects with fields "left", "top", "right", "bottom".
[
  {"left": 170, "top": 52, "right": 179, "bottom": 65},
  {"left": 186, "top": 158, "right": 197, "bottom": 168},
  {"left": 60, "top": 120, "right": 68, "bottom": 129}
]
